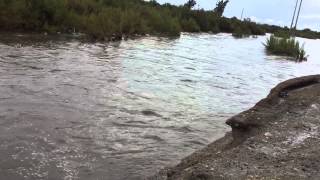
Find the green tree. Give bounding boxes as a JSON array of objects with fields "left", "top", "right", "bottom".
[
  {"left": 214, "top": 0, "right": 229, "bottom": 17},
  {"left": 184, "top": 0, "right": 196, "bottom": 9}
]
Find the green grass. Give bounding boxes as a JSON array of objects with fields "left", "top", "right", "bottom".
[
  {"left": 232, "top": 27, "right": 251, "bottom": 38},
  {"left": 264, "top": 35, "right": 307, "bottom": 62},
  {"left": 273, "top": 30, "right": 290, "bottom": 39}
]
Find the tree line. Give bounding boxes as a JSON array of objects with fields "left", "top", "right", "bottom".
[{"left": 0, "top": 0, "right": 319, "bottom": 40}]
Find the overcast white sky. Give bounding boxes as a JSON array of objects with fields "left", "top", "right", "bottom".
[{"left": 156, "top": 0, "right": 320, "bottom": 31}]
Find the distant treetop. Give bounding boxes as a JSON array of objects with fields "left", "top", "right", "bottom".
[
  {"left": 214, "top": 0, "right": 229, "bottom": 17},
  {"left": 184, "top": 0, "right": 197, "bottom": 9}
]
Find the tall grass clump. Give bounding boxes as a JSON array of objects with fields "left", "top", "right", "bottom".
[
  {"left": 264, "top": 35, "right": 307, "bottom": 62},
  {"left": 274, "top": 30, "right": 290, "bottom": 39},
  {"left": 232, "top": 27, "right": 251, "bottom": 38}
]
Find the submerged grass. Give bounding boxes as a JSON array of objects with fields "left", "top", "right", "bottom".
[
  {"left": 264, "top": 35, "right": 307, "bottom": 62},
  {"left": 232, "top": 27, "right": 251, "bottom": 38}
]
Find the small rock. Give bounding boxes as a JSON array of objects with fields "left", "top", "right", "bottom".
[
  {"left": 311, "top": 104, "right": 319, "bottom": 110},
  {"left": 141, "top": 110, "right": 162, "bottom": 117},
  {"left": 264, "top": 132, "right": 272, "bottom": 138}
]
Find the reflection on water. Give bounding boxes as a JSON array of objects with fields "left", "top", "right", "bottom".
[{"left": 0, "top": 33, "right": 319, "bottom": 179}]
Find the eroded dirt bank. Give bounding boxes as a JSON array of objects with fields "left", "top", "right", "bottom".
[{"left": 151, "top": 75, "right": 320, "bottom": 180}]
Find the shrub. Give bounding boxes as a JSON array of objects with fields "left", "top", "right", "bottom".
[
  {"left": 120, "top": 9, "right": 147, "bottom": 35},
  {"left": 191, "top": 10, "right": 209, "bottom": 31},
  {"left": 0, "top": 0, "right": 318, "bottom": 40},
  {"left": 181, "top": 18, "right": 200, "bottom": 32},
  {"left": 232, "top": 27, "right": 250, "bottom": 38},
  {"left": 218, "top": 18, "right": 234, "bottom": 33},
  {"left": 248, "top": 23, "right": 265, "bottom": 35},
  {"left": 264, "top": 35, "right": 307, "bottom": 62}
]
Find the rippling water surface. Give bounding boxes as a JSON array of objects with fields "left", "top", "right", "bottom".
[{"left": 0, "top": 33, "right": 319, "bottom": 179}]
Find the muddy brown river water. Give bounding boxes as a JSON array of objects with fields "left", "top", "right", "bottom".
[{"left": 0, "top": 33, "right": 319, "bottom": 180}]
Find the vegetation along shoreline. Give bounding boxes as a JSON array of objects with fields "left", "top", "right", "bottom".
[{"left": 1, "top": 0, "right": 320, "bottom": 41}]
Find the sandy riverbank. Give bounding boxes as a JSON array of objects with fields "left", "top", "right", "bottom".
[{"left": 151, "top": 75, "right": 320, "bottom": 180}]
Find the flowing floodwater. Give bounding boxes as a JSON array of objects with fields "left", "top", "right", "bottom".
[{"left": 0, "top": 33, "right": 319, "bottom": 180}]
